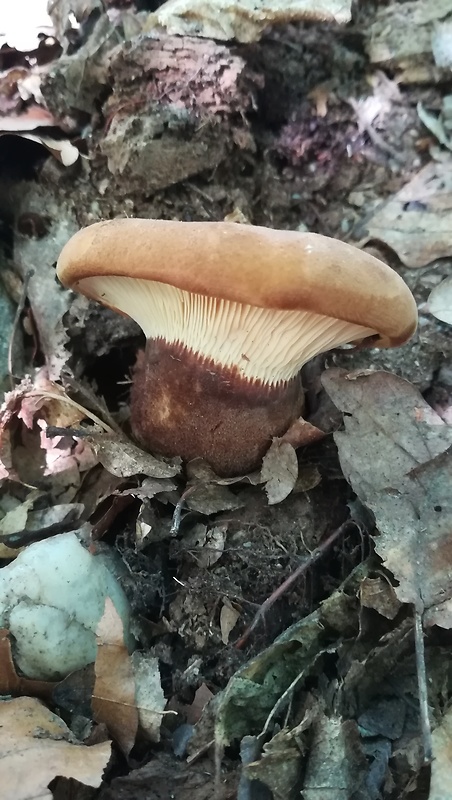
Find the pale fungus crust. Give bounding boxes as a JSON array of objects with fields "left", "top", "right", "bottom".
[{"left": 57, "top": 218, "right": 418, "bottom": 475}]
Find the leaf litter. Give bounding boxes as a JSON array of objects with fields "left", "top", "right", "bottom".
[{"left": 322, "top": 369, "right": 452, "bottom": 623}]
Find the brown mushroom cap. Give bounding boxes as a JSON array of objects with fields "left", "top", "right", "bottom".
[
  {"left": 57, "top": 219, "right": 418, "bottom": 474},
  {"left": 57, "top": 218, "right": 417, "bottom": 349}
]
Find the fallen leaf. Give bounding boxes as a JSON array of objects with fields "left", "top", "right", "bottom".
[
  {"left": 280, "top": 416, "right": 326, "bottom": 448},
  {"left": 0, "top": 629, "right": 56, "bottom": 698},
  {"left": 131, "top": 651, "right": 166, "bottom": 742},
  {"left": 261, "top": 439, "right": 298, "bottom": 505},
  {"left": 87, "top": 432, "right": 181, "bottom": 478},
  {"left": 182, "top": 523, "right": 227, "bottom": 568},
  {"left": 0, "top": 372, "right": 97, "bottom": 499},
  {"left": 302, "top": 717, "right": 368, "bottom": 799},
  {"left": 186, "top": 483, "right": 242, "bottom": 515},
  {"left": 44, "top": 12, "right": 127, "bottom": 115},
  {"left": 122, "top": 476, "right": 178, "bottom": 500},
  {"left": 145, "top": 0, "right": 351, "bottom": 43},
  {"left": 428, "top": 276, "right": 452, "bottom": 325},
  {"left": 359, "top": 576, "right": 402, "bottom": 621},
  {"left": 186, "top": 683, "right": 214, "bottom": 725},
  {"left": 93, "top": 598, "right": 138, "bottom": 755},
  {"left": 294, "top": 464, "right": 322, "bottom": 493},
  {"left": 215, "top": 564, "right": 365, "bottom": 746},
  {"left": 367, "top": 0, "right": 452, "bottom": 82},
  {"left": 14, "top": 215, "right": 80, "bottom": 380},
  {"left": 0, "top": 491, "right": 41, "bottom": 558},
  {"left": 417, "top": 101, "right": 452, "bottom": 151},
  {"left": 220, "top": 599, "right": 241, "bottom": 644},
  {"left": 0, "top": 696, "right": 110, "bottom": 800},
  {"left": 322, "top": 368, "right": 452, "bottom": 625},
  {"left": 244, "top": 715, "right": 313, "bottom": 798},
  {"left": 356, "top": 161, "right": 452, "bottom": 267},
  {"left": 432, "top": 19, "right": 452, "bottom": 67},
  {"left": 134, "top": 499, "right": 173, "bottom": 547}
]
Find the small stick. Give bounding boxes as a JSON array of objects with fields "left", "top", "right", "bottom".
[
  {"left": 414, "top": 604, "right": 432, "bottom": 763},
  {"left": 170, "top": 485, "right": 197, "bottom": 536},
  {"left": 235, "top": 520, "right": 358, "bottom": 649},
  {"left": 40, "top": 391, "right": 116, "bottom": 433}
]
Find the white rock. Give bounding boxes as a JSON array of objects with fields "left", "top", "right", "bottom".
[{"left": 0, "top": 532, "right": 132, "bottom": 680}]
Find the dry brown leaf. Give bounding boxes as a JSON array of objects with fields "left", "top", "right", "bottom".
[
  {"left": 0, "top": 629, "right": 56, "bottom": 698},
  {"left": 261, "top": 439, "right": 299, "bottom": 505},
  {"left": 294, "top": 464, "right": 322, "bottom": 493},
  {"left": 0, "top": 372, "right": 97, "bottom": 499},
  {"left": 322, "top": 368, "right": 452, "bottom": 625},
  {"left": 186, "top": 682, "right": 214, "bottom": 725},
  {"left": 14, "top": 214, "right": 80, "bottom": 380},
  {"left": 280, "top": 416, "right": 326, "bottom": 448},
  {"left": 186, "top": 483, "right": 242, "bottom": 515},
  {"left": 122, "top": 476, "right": 178, "bottom": 500},
  {"left": 220, "top": 599, "right": 241, "bottom": 644},
  {"left": 87, "top": 432, "right": 181, "bottom": 479},
  {"left": 356, "top": 161, "right": 452, "bottom": 267},
  {"left": 145, "top": 0, "right": 351, "bottom": 43},
  {"left": 0, "top": 491, "right": 41, "bottom": 558},
  {"left": 359, "top": 577, "right": 402, "bottom": 621},
  {"left": 93, "top": 598, "right": 138, "bottom": 755},
  {"left": 367, "top": 0, "right": 452, "bottom": 82},
  {"left": 428, "top": 276, "right": 452, "bottom": 325},
  {"left": 0, "top": 696, "right": 110, "bottom": 800},
  {"left": 131, "top": 651, "right": 166, "bottom": 742},
  {"left": 185, "top": 457, "right": 261, "bottom": 486},
  {"left": 183, "top": 523, "right": 227, "bottom": 567}
]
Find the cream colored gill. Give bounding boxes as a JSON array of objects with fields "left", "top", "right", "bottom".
[{"left": 80, "top": 276, "right": 376, "bottom": 384}]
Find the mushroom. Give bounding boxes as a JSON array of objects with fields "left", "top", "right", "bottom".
[{"left": 57, "top": 219, "right": 417, "bottom": 476}]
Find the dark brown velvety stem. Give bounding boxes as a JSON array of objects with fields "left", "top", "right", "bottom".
[{"left": 130, "top": 339, "right": 304, "bottom": 476}]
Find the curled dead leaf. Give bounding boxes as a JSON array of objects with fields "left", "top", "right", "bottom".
[
  {"left": 428, "top": 277, "right": 452, "bottom": 325},
  {"left": 261, "top": 439, "right": 299, "bottom": 505},
  {"left": 0, "top": 696, "right": 110, "bottom": 800}
]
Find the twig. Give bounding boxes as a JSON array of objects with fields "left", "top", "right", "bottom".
[
  {"left": 235, "top": 520, "right": 358, "bottom": 649},
  {"left": 62, "top": 374, "right": 124, "bottom": 435},
  {"left": 261, "top": 667, "right": 307, "bottom": 738},
  {"left": 37, "top": 392, "right": 115, "bottom": 434},
  {"left": 414, "top": 604, "right": 432, "bottom": 764},
  {"left": 170, "top": 485, "right": 197, "bottom": 536},
  {"left": 8, "top": 269, "right": 33, "bottom": 387}
]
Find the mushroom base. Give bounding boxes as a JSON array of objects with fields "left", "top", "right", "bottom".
[{"left": 130, "top": 339, "right": 304, "bottom": 476}]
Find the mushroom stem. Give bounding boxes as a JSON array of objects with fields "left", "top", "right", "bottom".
[{"left": 130, "top": 339, "right": 304, "bottom": 476}]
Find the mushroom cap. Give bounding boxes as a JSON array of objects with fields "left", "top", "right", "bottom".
[{"left": 57, "top": 218, "right": 417, "bottom": 348}]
